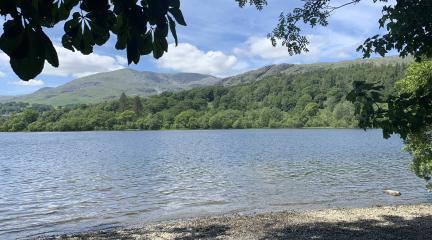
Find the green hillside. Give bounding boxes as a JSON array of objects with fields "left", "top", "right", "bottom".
[
  {"left": 0, "top": 56, "right": 412, "bottom": 107},
  {"left": 0, "top": 58, "right": 408, "bottom": 131},
  {"left": 222, "top": 56, "right": 412, "bottom": 86},
  {"left": 2, "top": 69, "right": 220, "bottom": 106}
]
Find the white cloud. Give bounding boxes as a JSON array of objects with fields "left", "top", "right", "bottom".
[
  {"left": 157, "top": 43, "right": 238, "bottom": 76},
  {"left": 12, "top": 79, "right": 44, "bottom": 86},
  {"left": 115, "top": 55, "right": 128, "bottom": 65},
  {"left": 0, "top": 53, "right": 10, "bottom": 79},
  {"left": 0, "top": 53, "right": 10, "bottom": 75},
  {"left": 43, "top": 46, "right": 126, "bottom": 78},
  {"left": 235, "top": 30, "right": 361, "bottom": 64},
  {"left": 0, "top": 52, "right": 8, "bottom": 62}
]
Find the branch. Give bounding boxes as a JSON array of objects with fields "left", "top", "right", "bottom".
[{"left": 328, "top": 0, "right": 361, "bottom": 14}]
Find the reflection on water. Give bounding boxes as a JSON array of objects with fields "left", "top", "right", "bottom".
[{"left": 0, "top": 129, "right": 430, "bottom": 238}]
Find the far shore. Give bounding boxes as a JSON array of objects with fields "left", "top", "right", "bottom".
[
  {"left": 42, "top": 204, "right": 432, "bottom": 240},
  {"left": 3, "top": 127, "right": 368, "bottom": 134}
]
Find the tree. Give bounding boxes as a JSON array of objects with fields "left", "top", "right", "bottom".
[
  {"left": 239, "top": 0, "right": 432, "bottom": 60},
  {"left": 132, "top": 96, "right": 144, "bottom": 116},
  {"left": 347, "top": 61, "right": 432, "bottom": 139},
  {"left": 147, "top": 113, "right": 163, "bottom": 130},
  {"left": 174, "top": 110, "right": 198, "bottom": 129},
  {"left": 21, "top": 108, "right": 39, "bottom": 124},
  {"left": 208, "top": 110, "right": 242, "bottom": 129},
  {"left": 118, "top": 92, "right": 129, "bottom": 112},
  {"left": 301, "top": 102, "right": 319, "bottom": 123},
  {"left": 347, "top": 60, "right": 432, "bottom": 189},
  {"left": 118, "top": 110, "right": 136, "bottom": 124}
]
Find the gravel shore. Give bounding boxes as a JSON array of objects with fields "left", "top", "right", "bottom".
[{"left": 45, "top": 204, "right": 432, "bottom": 240}]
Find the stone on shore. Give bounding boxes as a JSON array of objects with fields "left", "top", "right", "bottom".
[{"left": 384, "top": 189, "right": 402, "bottom": 196}]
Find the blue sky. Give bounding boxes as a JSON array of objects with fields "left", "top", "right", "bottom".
[{"left": 0, "top": 0, "right": 390, "bottom": 95}]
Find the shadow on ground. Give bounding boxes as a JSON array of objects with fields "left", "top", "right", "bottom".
[
  {"left": 43, "top": 214, "right": 432, "bottom": 239},
  {"left": 167, "top": 224, "right": 230, "bottom": 240},
  {"left": 260, "top": 215, "right": 432, "bottom": 240}
]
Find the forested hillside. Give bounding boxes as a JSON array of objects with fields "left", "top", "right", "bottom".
[{"left": 0, "top": 62, "right": 406, "bottom": 131}]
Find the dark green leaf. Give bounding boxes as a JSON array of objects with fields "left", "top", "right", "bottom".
[
  {"left": 81, "top": 23, "right": 94, "bottom": 55},
  {"left": 40, "top": 30, "right": 59, "bottom": 67},
  {"left": 153, "top": 37, "right": 167, "bottom": 59},
  {"left": 10, "top": 27, "right": 46, "bottom": 80},
  {"left": 0, "top": 20, "right": 28, "bottom": 59},
  {"left": 167, "top": 16, "right": 178, "bottom": 46},
  {"left": 139, "top": 32, "right": 153, "bottom": 55},
  {"left": 10, "top": 56, "right": 45, "bottom": 81},
  {"left": 168, "top": 8, "right": 186, "bottom": 26},
  {"left": 127, "top": 38, "right": 140, "bottom": 64},
  {"left": 168, "top": 0, "right": 180, "bottom": 9}
]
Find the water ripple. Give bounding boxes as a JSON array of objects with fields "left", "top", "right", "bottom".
[{"left": 0, "top": 129, "right": 430, "bottom": 239}]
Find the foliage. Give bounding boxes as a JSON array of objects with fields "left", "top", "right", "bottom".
[
  {"left": 118, "top": 92, "right": 129, "bottom": 112},
  {"left": 404, "top": 129, "right": 432, "bottom": 191},
  {"left": 0, "top": 0, "right": 186, "bottom": 80},
  {"left": 235, "top": 0, "right": 267, "bottom": 10},
  {"left": 358, "top": 0, "right": 432, "bottom": 60},
  {"left": 0, "top": 63, "right": 405, "bottom": 132},
  {"left": 348, "top": 60, "right": 432, "bottom": 189},
  {"left": 0, "top": 102, "right": 53, "bottom": 115},
  {"left": 245, "top": 0, "right": 432, "bottom": 60},
  {"left": 348, "top": 61, "right": 432, "bottom": 138},
  {"left": 0, "top": 102, "right": 30, "bottom": 115},
  {"left": 132, "top": 96, "right": 144, "bottom": 116}
]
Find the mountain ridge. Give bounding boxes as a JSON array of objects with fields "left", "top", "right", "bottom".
[
  {"left": 1, "top": 69, "right": 221, "bottom": 106},
  {"left": 0, "top": 56, "right": 413, "bottom": 106},
  {"left": 221, "top": 56, "right": 413, "bottom": 86}
]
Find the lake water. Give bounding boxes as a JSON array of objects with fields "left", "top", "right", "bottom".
[{"left": 0, "top": 129, "right": 431, "bottom": 238}]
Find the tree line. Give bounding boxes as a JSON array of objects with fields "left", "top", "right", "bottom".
[{"left": 0, "top": 63, "right": 406, "bottom": 132}]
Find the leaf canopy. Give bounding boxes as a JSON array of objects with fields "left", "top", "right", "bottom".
[{"left": 0, "top": 0, "right": 186, "bottom": 80}]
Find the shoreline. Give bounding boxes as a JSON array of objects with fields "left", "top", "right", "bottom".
[
  {"left": 2, "top": 127, "right": 369, "bottom": 134},
  {"left": 42, "top": 203, "right": 432, "bottom": 240}
]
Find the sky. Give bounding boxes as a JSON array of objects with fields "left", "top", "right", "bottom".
[{"left": 0, "top": 0, "right": 390, "bottom": 96}]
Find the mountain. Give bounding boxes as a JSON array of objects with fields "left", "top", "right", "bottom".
[
  {"left": 2, "top": 69, "right": 220, "bottom": 106},
  {"left": 1, "top": 56, "right": 412, "bottom": 106},
  {"left": 0, "top": 56, "right": 409, "bottom": 132},
  {"left": 222, "top": 56, "right": 413, "bottom": 86},
  {"left": 0, "top": 96, "right": 12, "bottom": 102},
  {"left": 221, "top": 64, "right": 294, "bottom": 86}
]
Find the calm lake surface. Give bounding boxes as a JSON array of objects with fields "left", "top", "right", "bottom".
[{"left": 0, "top": 129, "right": 431, "bottom": 238}]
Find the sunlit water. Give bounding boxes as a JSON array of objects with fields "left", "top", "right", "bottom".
[{"left": 0, "top": 129, "right": 431, "bottom": 238}]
